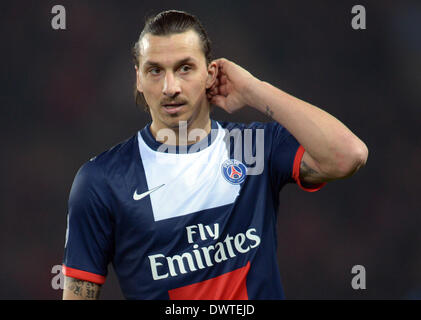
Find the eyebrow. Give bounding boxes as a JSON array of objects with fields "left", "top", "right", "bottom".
[{"left": 142, "top": 57, "right": 197, "bottom": 70}]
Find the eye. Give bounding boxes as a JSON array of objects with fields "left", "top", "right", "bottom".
[
  {"left": 149, "top": 67, "right": 161, "bottom": 75},
  {"left": 179, "top": 65, "right": 191, "bottom": 73}
]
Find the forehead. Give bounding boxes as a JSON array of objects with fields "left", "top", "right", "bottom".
[{"left": 139, "top": 29, "right": 204, "bottom": 66}]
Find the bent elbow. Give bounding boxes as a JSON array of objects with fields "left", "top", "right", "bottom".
[
  {"left": 336, "top": 142, "right": 369, "bottom": 178},
  {"left": 354, "top": 141, "right": 369, "bottom": 168},
  {"left": 350, "top": 141, "right": 368, "bottom": 167},
  {"left": 358, "top": 142, "right": 369, "bottom": 167}
]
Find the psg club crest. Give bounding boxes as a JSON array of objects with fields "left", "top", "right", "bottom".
[{"left": 221, "top": 159, "right": 247, "bottom": 185}]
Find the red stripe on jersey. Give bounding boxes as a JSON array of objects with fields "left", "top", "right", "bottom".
[
  {"left": 292, "top": 145, "right": 326, "bottom": 192},
  {"left": 168, "top": 262, "right": 251, "bottom": 300},
  {"left": 62, "top": 265, "right": 106, "bottom": 285}
]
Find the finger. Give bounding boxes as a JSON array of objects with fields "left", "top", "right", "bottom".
[
  {"left": 211, "top": 85, "right": 220, "bottom": 95},
  {"left": 210, "top": 95, "right": 227, "bottom": 110},
  {"left": 208, "top": 78, "right": 219, "bottom": 92},
  {"left": 215, "top": 58, "right": 228, "bottom": 69},
  {"left": 212, "top": 58, "right": 226, "bottom": 67},
  {"left": 213, "top": 58, "right": 228, "bottom": 74},
  {"left": 214, "top": 76, "right": 220, "bottom": 86},
  {"left": 219, "top": 84, "right": 229, "bottom": 97},
  {"left": 207, "top": 88, "right": 218, "bottom": 100}
]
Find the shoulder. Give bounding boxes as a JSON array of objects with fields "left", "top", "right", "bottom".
[
  {"left": 90, "top": 134, "right": 137, "bottom": 166},
  {"left": 68, "top": 134, "right": 138, "bottom": 211},
  {"left": 72, "top": 134, "right": 137, "bottom": 190},
  {"left": 82, "top": 134, "right": 137, "bottom": 173}
]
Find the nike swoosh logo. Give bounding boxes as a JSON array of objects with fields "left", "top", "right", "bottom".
[{"left": 133, "top": 184, "right": 165, "bottom": 201}]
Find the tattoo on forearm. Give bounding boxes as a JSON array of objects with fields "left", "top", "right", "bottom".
[
  {"left": 265, "top": 105, "right": 274, "bottom": 119},
  {"left": 65, "top": 277, "right": 101, "bottom": 299},
  {"left": 86, "top": 281, "right": 100, "bottom": 299},
  {"left": 300, "top": 160, "right": 319, "bottom": 179},
  {"left": 66, "top": 278, "right": 82, "bottom": 296}
]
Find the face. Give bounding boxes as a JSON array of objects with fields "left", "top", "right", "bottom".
[{"left": 136, "top": 29, "right": 217, "bottom": 133}]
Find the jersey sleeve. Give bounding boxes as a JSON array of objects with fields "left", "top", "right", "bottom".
[
  {"left": 267, "top": 122, "right": 326, "bottom": 193},
  {"left": 62, "top": 160, "right": 114, "bottom": 285}
]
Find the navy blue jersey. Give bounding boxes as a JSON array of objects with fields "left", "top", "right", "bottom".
[{"left": 62, "top": 119, "right": 325, "bottom": 299}]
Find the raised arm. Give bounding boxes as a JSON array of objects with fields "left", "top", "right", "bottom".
[
  {"left": 63, "top": 276, "right": 102, "bottom": 300},
  {"left": 251, "top": 81, "right": 368, "bottom": 184},
  {"left": 207, "top": 58, "right": 368, "bottom": 184}
]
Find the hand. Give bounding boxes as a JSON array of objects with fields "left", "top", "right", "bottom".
[{"left": 206, "top": 58, "right": 259, "bottom": 113}]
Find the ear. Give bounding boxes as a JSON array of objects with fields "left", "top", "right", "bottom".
[
  {"left": 205, "top": 61, "right": 218, "bottom": 89},
  {"left": 135, "top": 65, "right": 143, "bottom": 93}
]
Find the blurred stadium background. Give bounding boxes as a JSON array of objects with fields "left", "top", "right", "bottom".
[{"left": 0, "top": 0, "right": 420, "bottom": 299}]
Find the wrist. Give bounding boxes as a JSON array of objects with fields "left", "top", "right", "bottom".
[{"left": 244, "top": 79, "right": 270, "bottom": 112}]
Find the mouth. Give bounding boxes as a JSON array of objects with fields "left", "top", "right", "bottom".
[{"left": 162, "top": 103, "right": 186, "bottom": 114}]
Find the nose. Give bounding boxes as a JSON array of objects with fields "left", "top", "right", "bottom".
[{"left": 162, "top": 72, "right": 181, "bottom": 97}]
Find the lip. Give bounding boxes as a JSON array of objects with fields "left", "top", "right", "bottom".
[{"left": 162, "top": 103, "right": 186, "bottom": 114}]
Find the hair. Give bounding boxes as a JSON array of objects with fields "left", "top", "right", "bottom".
[{"left": 132, "top": 10, "right": 213, "bottom": 112}]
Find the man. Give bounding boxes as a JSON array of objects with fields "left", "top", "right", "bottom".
[{"left": 62, "top": 10, "right": 368, "bottom": 300}]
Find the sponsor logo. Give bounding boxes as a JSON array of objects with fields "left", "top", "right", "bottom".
[{"left": 148, "top": 223, "right": 261, "bottom": 280}]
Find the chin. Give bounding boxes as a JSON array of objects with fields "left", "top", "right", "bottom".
[
  {"left": 163, "top": 114, "right": 192, "bottom": 129},
  {"left": 160, "top": 103, "right": 206, "bottom": 129}
]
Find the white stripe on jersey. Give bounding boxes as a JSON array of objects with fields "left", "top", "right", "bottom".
[{"left": 137, "top": 122, "right": 241, "bottom": 221}]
